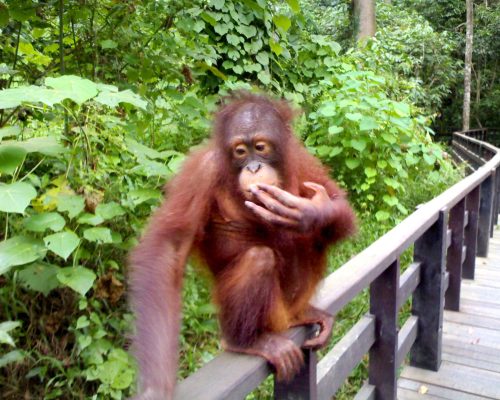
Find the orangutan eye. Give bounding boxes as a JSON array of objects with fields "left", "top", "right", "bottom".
[
  {"left": 255, "top": 141, "right": 268, "bottom": 153},
  {"left": 233, "top": 144, "right": 248, "bottom": 158}
]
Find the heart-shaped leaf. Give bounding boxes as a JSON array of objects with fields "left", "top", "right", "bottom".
[
  {"left": 57, "top": 266, "right": 96, "bottom": 296},
  {"left": 0, "top": 236, "right": 46, "bottom": 275},
  {"left": 44, "top": 231, "right": 80, "bottom": 260},
  {"left": 24, "top": 212, "right": 65, "bottom": 232},
  {"left": 0, "top": 182, "right": 37, "bottom": 213}
]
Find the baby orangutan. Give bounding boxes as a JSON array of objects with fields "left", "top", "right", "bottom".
[{"left": 129, "top": 92, "right": 356, "bottom": 399}]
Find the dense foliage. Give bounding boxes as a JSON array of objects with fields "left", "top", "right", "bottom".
[{"left": 0, "top": 0, "right": 497, "bottom": 398}]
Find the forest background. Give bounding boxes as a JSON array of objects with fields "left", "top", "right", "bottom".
[{"left": 0, "top": 0, "right": 499, "bottom": 398}]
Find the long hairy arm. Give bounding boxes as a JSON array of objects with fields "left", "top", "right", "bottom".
[{"left": 128, "top": 147, "right": 218, "bottom": 399}]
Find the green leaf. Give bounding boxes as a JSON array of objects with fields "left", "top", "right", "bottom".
[
  {"left": 83, "top": 227, "right": 113, "bottom": 244},
  {"left": 383, "top": 195, "right": 399, "bottom": 207},
  {"left": 316, "top": 145, "right": 331, "bottom": 157},
  {"left": 269, "top": 38, "right": 283, "bottom": 56},
  {"left": 44, "top": 231, "right": 80, "bottom": 260},
  {"left": 286, "top": 0, "right": 300, "bottom": 13},
  {"left": 2, "top": 137, "right": 66, "bottom": 156},
  {"left": 0, "top": 182, "right": 37, "bottom": 213},
  {"left": 345, "top": 112, "right": 363, "bottom": 122},
  {"left": 57, "top": 267, "right": 96, "bottom": 296},
  {"left": 345, "top": 158, "right": 360, "bottom": 170},
  {"left": 128, "top": 189, "right": 161, "bottom": 206},
  {"left": 273, "top": 15, "right": 291, "bottom": 32},
  {"left": 0, "top": 146, "right": 26, "bottom": 174},
  {"left": 95, "top": 202, "right": 125, "bottom": 220},
  {"left": 328, "top": 126, "right": 343, "bottom": 134},
  {"left": 377, "top": 160, "right": 388, "bottom": 169},
  {"left": 0, "top": 350, "right": 25, "bottom": 368},
  {"left": 0, "top": 321, "right": 21, "bottom": 346},
  {"left": 318, "top": 102, "right": 336, "bottom": 117},
  {"left": 359, "top": 116, "right": 378, "bottom": 131},
  {"left": 393, "top": 102, "right": 410, "bottom": 117},
  {"left": 18, "top": 263, "right": 60, "bottom": 295},
  {"left": 351, "top": 138, "right": 367, "bottom": 152},
  {"left": 214, "top": 23, "right": 229, "bottom": 35},
  {"left": 77, "top": 213, "right": 104, "bottom": 226},
  {"left": 423, "top": 153, "right": 436, "bottom": 165},
  {"left": 364, "top": 167, "right": 377, "bottom": 178},
  {"left": 0, "top": 5, "right": 9, "bottom": 26},
  {"left": 45, "top": 75, "right": 98, "bottom": 105},
  {"left": 329, "top": 146, "right": 343, "bottom": 157},
  {"left": 236, "top": 25, "right": 257, "bottom": 38},
  {"left": 211, "top": 0, "right": 225, "bottom": 9},
  {"left": 375, "top": 210, "right": 391, "bottom": 221},
  {"left": 0, "top": 126, "right": 21, "bottom": 141},
  {"left": 132, "top": 159, "right": 170, "bottom": 177},
  {"left": 24, "top": 212, "right": 65, "bottom": 232},
  {"left": 0, "top": 236, "right": 46, "bottom": 275},
  {"left": 0, "top": 86, "right": 58, "bottom": 109},
  {"left": 257, "top": 71, "right": 271, "bottom": 85},
  {"left": 381, "top": 132, "right": 397, "bottom": 144},
  {"left": 255, "top": 52, "right": 269, "bottom": 66},
  {"left": 226, "top": 34, "right": 240, "bottom": 46},
  {"left": 56, "top": 194, "right": 85, "bottom": 219},
  {"left": 94, "top": 89, "right": 147, "bottom": 110},
  {"left": 100, "top": 39, "right": 118, "bottom": 49},
  {"left": 125, "top": 138, "right": 162, "bottom": 160}
]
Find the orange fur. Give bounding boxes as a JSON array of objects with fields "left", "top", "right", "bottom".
[{"left": 128, "top": 92, "right": 356, "bottom": 399}]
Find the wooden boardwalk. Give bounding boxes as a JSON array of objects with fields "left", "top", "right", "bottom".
[{"left": 398, "top": 229, "right": 500, "bottom": 399}]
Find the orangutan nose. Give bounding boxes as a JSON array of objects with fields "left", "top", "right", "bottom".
[{"left": 246, "top": 161, "right": 262, "bottom": 174}]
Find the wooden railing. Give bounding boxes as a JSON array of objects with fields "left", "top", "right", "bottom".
[{"left": 174, "top": 129, "right": 500, "bottom": 400}]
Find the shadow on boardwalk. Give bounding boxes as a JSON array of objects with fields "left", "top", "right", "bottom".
[{"left": 398, "top": 228, "right": 500, "bottom": 399}]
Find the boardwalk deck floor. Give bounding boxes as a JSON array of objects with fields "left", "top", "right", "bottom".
[{"left": 398, "top": 230, "right": 500, "bottom": 399}]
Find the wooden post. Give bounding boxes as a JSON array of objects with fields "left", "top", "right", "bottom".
[
  {"left": 445, "top": 200, "right": 465, "bottom": 311},
  {"left": 410, "top": 210, "right": 448, "bottom": 371},
  {"left": 274, "top": 349, "right": 317, "bottom": 400},
  {"left": 463, "top": 186, "right": 480, "bottom": 279},
  {"left": 490, "top": 170, "right": 498, "bottom": 236},
  {"left": 493, "top": 169, "right": 500, "bottom": 228},
  {"left": 478, "top": 171, "right": 495, "bottom": 257},
  {"left": 369, "top": 259, "right": 399, "bottom": 400}
]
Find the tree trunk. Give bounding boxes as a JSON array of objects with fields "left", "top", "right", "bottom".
[
  {"left": 462, "top": 0, "right": 474, "bottom": 131},
  {"left": 353, "top": 0, "right": 376, "bottom": 41}
]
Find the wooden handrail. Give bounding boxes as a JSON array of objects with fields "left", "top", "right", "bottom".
[{"left": 174, "top": 129, "right": 500, "bottom": 400}]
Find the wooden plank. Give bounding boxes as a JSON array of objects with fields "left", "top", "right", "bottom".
[
  {"left": 317, "top": 315, "right": 375, "bottom": 400},
  {"left": 396, "top": 316, "right": 418, "bottom": 367},
  {"left": 443, "top": 337, "right": 500, "bottom": 359},
  {"left": 444, "top": 310, "right": 500, "bottom": 330},
  {"left": 442, "top": 351, "right": 500, "bottom": 373},
  {"left": 443, "top": 342, "right": 500, "bottom": 364},
  {"left": 398, "top": 378, "right": 490, "bottom": 400},
  {"left": 460, "top": 285, "right": 500, "bottom": 305},
  {"left": 443, "top": 322, "right": 500, "bottom": 349},
  {"left": 464, "top": 278, "right": 500, "bottom": 289},
  {"left": 397, "top": 387, "right": 442, "bottom": 400},
  {"left": 369, "top": 259, "right": 399, "bottom": 399},
  {"left": 460, "top": 300, "right": 500, "bottom": 319},
  {"left": 397, "top": 262, "right": 420, "bottom": 310},
  {"left": 353, "top": 383, "right": 375, "bottom": 400},
  {"left": 174, "top": 326, "right": 313, "bottom": 400},
  {"left": 400, "top": 361, "right": 500, "bottom": 398}
]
